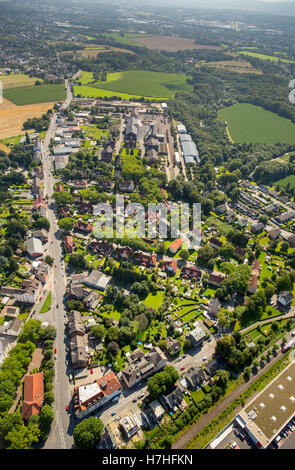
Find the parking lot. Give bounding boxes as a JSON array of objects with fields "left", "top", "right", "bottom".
[
  {"left": 215, "top": 428, "right": 254, "bottom": 450},
  {"left": 269, "top": 416, "right": 295, "bottom": 449}
]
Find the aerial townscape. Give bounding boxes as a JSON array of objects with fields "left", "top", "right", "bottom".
[{"left": 1, "top": 0, "right": 295, "bottom": 456}]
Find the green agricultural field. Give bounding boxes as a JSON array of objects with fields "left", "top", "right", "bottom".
[
  {"left": 92, "top": 71, "right": 192, "bottom": 98},
  {"left": 75, "top": 70, "right": 192, "bottom": 100},
  {"left": 238, "top": 51, "right": 294, "bottom": 63},
  {"left": 275, "top": 174, "right": 295, "bottom": 190},
  {"left": 74, "top": 85, "right": 157, "bottom": 101},
  {"left": 3, "top": 84, "right": 66, "bottom": 105},
  {"left": 0, "top": 73, "right": 43, "bottom": 89},
  {"left": 104, "top": 32, "right": 149, "bottom": 47},
  {"left": 218, "top": 103, "right": 295, "bottom": 144}
]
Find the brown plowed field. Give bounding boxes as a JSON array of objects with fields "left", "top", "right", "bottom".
[
  {"left": 131, "top": 36, "right": 222, "bottom": 52},
  {"left": 0, "top": 98, "right": 54, "bottom": 139}
]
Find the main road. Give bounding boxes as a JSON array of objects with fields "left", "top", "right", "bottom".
[{"left": 41, "top": 84, "right": 75, "bottom": 449}]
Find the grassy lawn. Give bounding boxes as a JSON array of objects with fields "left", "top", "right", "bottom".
[
  {"left": 143, "top": 291, "right": 164, "bottom": 310},
  {"left": 218, "top": 103, "right": 295, "bottom": 144},
  {"left": 40, "top": 291, "right": 52, "bottom": 314}
]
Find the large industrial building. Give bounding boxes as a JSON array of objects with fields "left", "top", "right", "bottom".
[{"left": 235, "top": 361, "right": 295, "bottom": 448}]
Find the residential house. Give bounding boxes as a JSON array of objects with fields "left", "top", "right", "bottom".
[
  {"left": 63, "top": 235, "right": 75, "bottom": 254},
  {"left": 73, "top": 180, "right": 88, "bottom": 190},
  {"left": 251, "top": 222, "right": 265, "bottom": 234},
  {"left": 169, "top": 239, "right": 183, "bottom": 254},
  {"left": 0, "top": 318, "right": 23, "bottom": 339},
  {"left": 73, "top": 371, "right": 121, "bottom": 419},
  {"left": 119, "top": 180, "right": 135, "bottom": 193},
  {"left": 116, "top": 246, "right": 132, "bottom": 261},
  {"left": 134, "top": 251, "right": 157, "bottom": 268},
  {"left": 96, "top": 426, "right": 118, "bottom": 450},
  {"left": 207, "top": 298, "right": 221, "bottom": 319},
  {"left": 277, "top": 291, "right": 294, "bottom": 308},
  {"left": 31, "top": 230, "right": 48, "bottom": 243},
  {"left": 162, "top": 258, "right": 177, "bottom": 276},
  {"left": 120, "top": 347, "right": 167, "bottom": 388},
  {"left": 141, "top": 400, "right": 165, "bottom": 428},
  {"left": 119, "top": 413, "right": 140, "bottom": 440},
  {"left": 66, "top": 284, "right": 86, "bottom": 301},
  {"left": 166, "top": 337, "right": 181, "bottom": 356},
  {"left": 74, "top": 220, "right": 93, "bottom": 234},
  {"left": 35, "top": 262, "right": 51, "bottom": 284},
  {"left": 180, "top": 265, "right": 202, "bottom": 282},
  {"left": 70, "top": 334, "right": 88, "bottom": 370},
  {"left": 162, "top": 387, "right": 183, "bottom": 411},
  {"left": 71, "top": 272, "right": 88, "bottom": 285},
  {"left": 235, "top": 247, "right": 246, "bottom": 261},
  {"left": 208, "top": 273, "right": 226, "bottom": 287},
  {"left": 186, "top": 325, "right": 206, "bottom": 347},
  {"left": 268, "top": 228, "right": 281, "bottom": 240},
  {"left": 204, "top": 359, "right": 220, "bottom": 377},
  {"left": 68, "top": 310, "right": 85, "bottom": 339},
  {"left": 209, "top": 238, "right": 222, "bottom": 249},
  {"left": 248, "top": 259, "right": 261, "bottom": 294},
  {"left": 83, "top": 291, "right": 100, "bottom": 310},
  {"left": 101, "top": 144, "right": 114, "bottom": 163},
  {"left": 185, "top": 366, "right": 206, "bottom": 389}
]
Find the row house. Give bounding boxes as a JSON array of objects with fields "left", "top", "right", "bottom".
[
  {"left": 134, "top": 251, "right": 157, "bottom": 268},
  {"left": 116, "top": 246, "right": 132, "bottom": 261},
  {"left": 63, "top": 235, "right": 75, "bottom": 254},
  {"left": 180, "top": 265, "right": 202, "bottom": 282},
  {"left": 75, "top": 220, "right": 93, "bottom": 234},
  {"left": 248, "top": 259, "right": 261, "bottom": 294}
]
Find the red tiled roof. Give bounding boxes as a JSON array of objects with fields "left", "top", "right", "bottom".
[
  {"left": 169, "top": 239, "right": 183, "bottom": 251},
  {"left": 97, "top": 371, "right": 121, "bottom": 396},
  {"left": 21, "top": 372, "right": 44, "bottom": 420}
]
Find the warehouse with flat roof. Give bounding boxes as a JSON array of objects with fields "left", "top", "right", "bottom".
[{"left": 236, "top": 361, "right": 295, "bottom": 448}]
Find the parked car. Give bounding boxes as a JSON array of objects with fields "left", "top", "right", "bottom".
[
  {"left": 180, "top": 366, "right": 185, "bottom": 370},
  {"left": 111, "top": 411, "right": 116, "bottom": 416},
  {"left": 132, "top": 398, "right": 137, "bottom": 403},
  {"left": 54, "top": 348, "right": 57, "bottom": 354},
  {"left": 65, "top": 405, "right": 69, "bottom": 412},
  {"left": 90, "top": 368, "right": 93, "bottom": 374}
]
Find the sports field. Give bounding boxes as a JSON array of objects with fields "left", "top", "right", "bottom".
[
  {"left": 92, "top": 70, "right": 192, "bottom": 98},
  {"left": 218, "top": 103, "right": 295, "bottom": 144},
  {"left": 3, "top": 83, "right": 66, "bottom": 105},
  {"left": 238, "top": 51, "right": 294, "bottom": 63}
]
